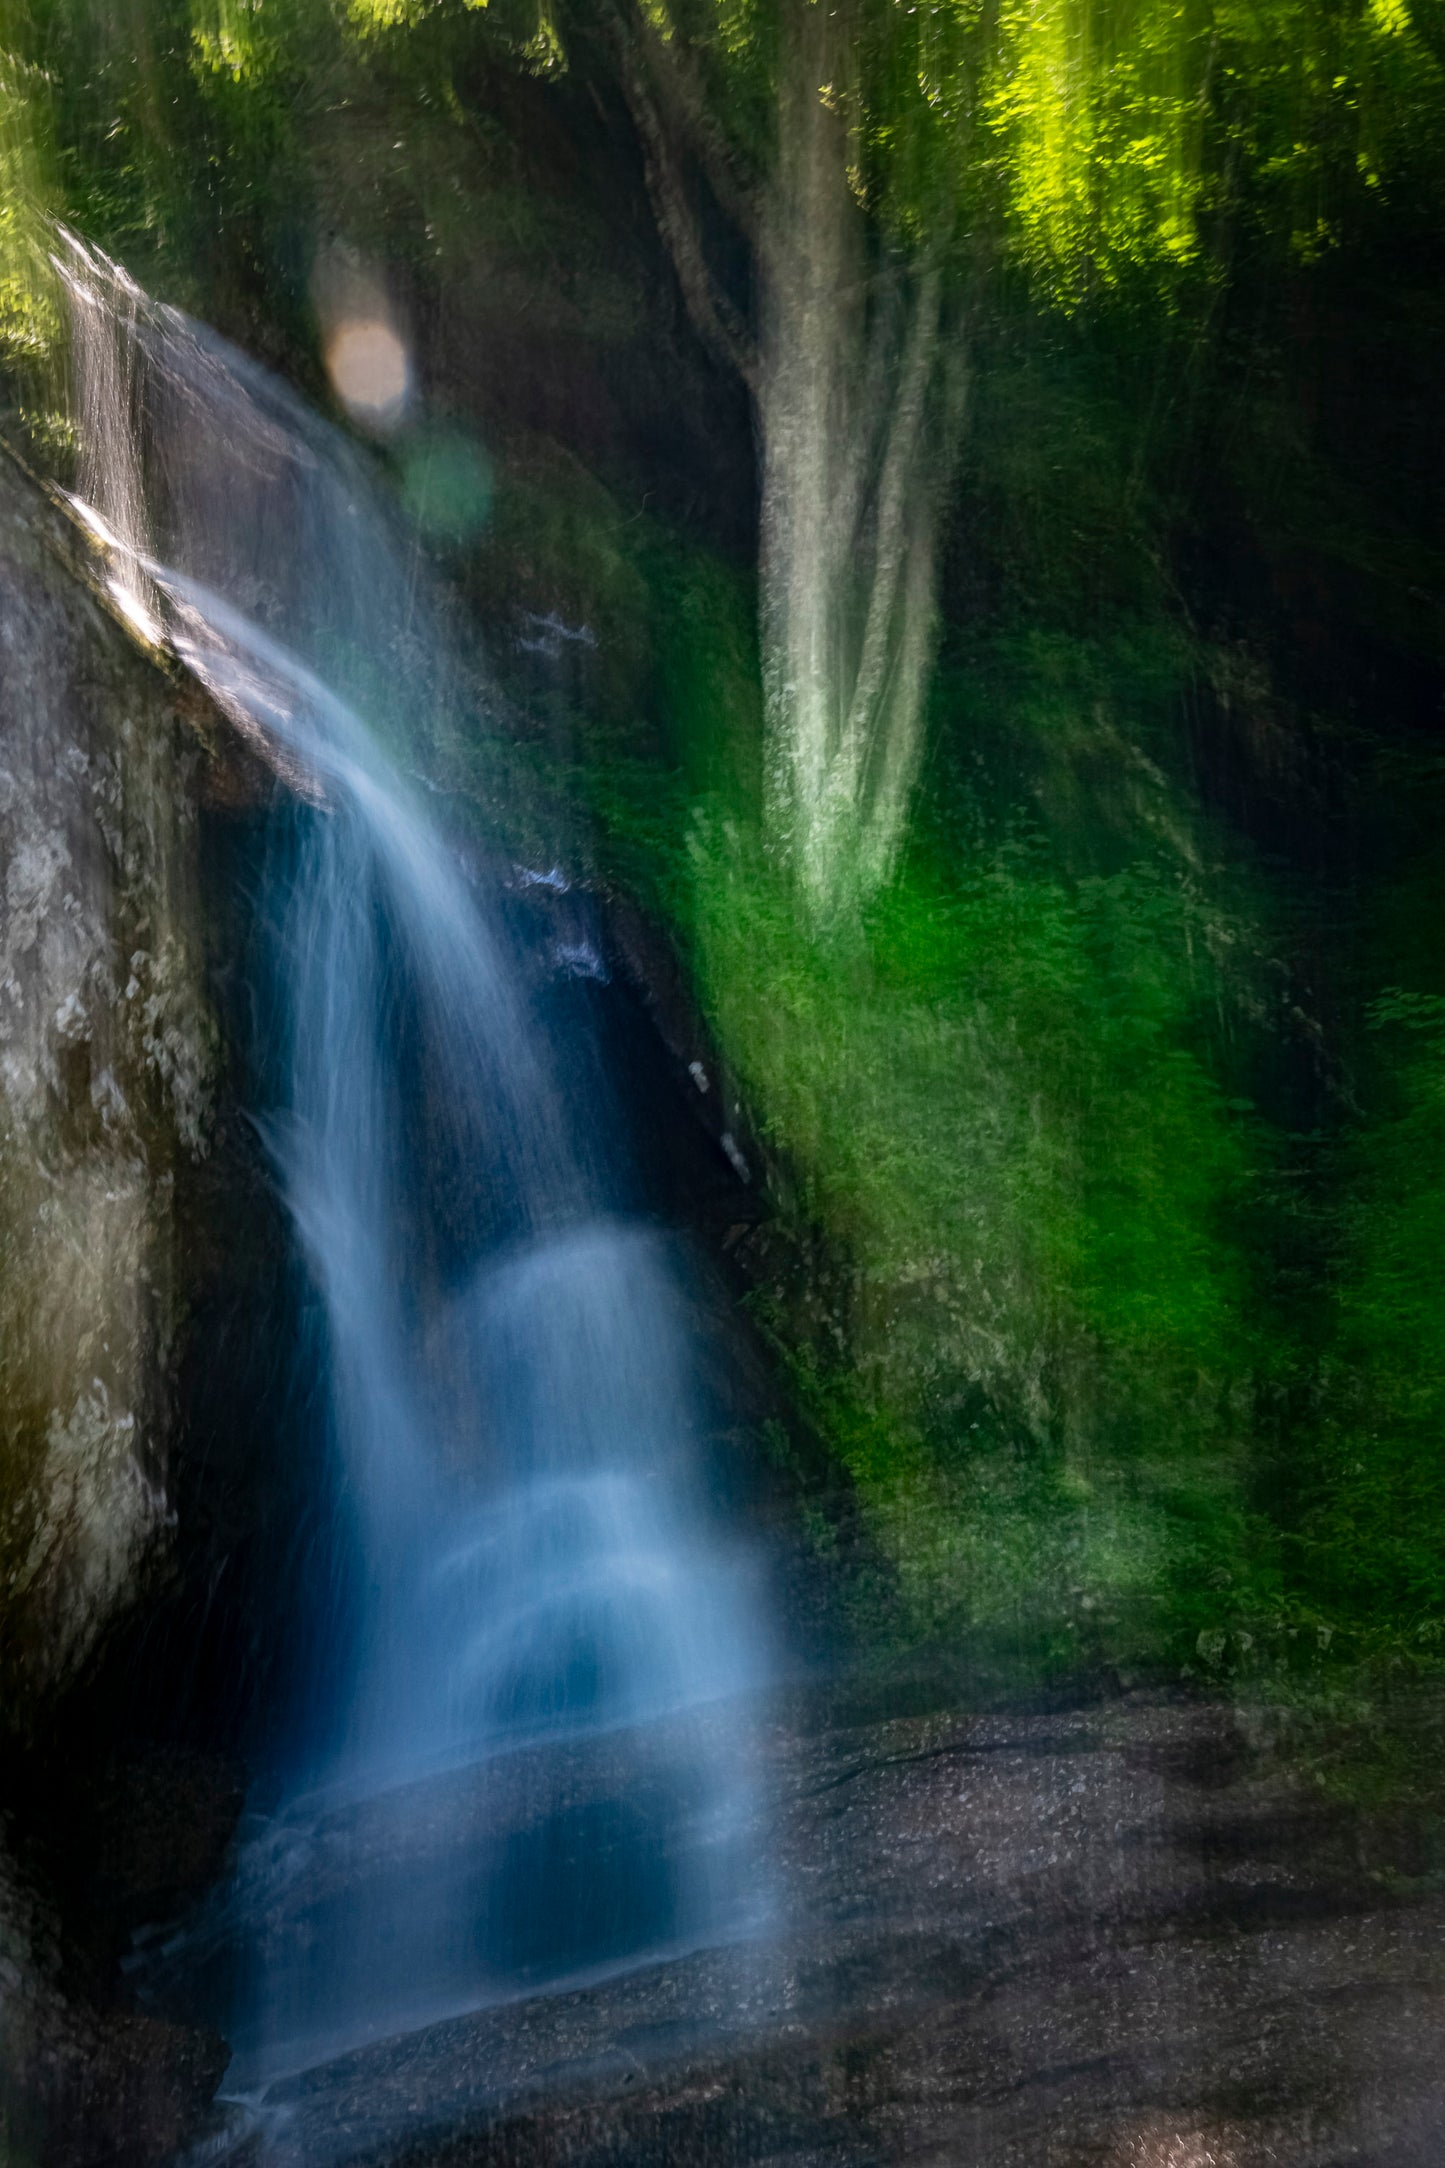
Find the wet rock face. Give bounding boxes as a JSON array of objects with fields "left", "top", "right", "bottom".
[{"left": 0, "top": 450, "right": 217, "bottom": 1716}]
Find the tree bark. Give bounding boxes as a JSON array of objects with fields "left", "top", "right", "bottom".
[
  {"left": 758, "top": 4, "right": 965, "bottom": 912},
  {"left": 615, "top": 0, "right": 967, "bottom": 916}
]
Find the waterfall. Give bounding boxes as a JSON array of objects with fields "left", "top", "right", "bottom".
[{"left": 55, "top": 236, "right": 769, "bottom": 2092}]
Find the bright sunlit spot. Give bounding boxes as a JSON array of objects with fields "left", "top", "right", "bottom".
[
  {"left": 67, "top": 491, "right": 122, "bottom": 551},
  {"left": 106, "top": 573, "right": 162, "bottom": 647}
]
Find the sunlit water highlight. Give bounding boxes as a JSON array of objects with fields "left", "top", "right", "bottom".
[{"left": 56, "top": 232, "right": 770, "bottom": 2094}]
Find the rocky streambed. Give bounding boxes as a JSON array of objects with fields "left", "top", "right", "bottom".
[{"left": 68, "top": 1684, "right": 1439, "bottom": 2168}]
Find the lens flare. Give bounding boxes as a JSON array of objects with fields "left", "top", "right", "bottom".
[{"left": 325, "top": 317, "right": 411, "bottom": 427}]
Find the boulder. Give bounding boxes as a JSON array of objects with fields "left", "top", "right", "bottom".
[{"left": 0, "top": 445, "right": 218, "bottom": 1720}]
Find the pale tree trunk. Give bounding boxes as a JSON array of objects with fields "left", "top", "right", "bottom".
[
  {"left": 759, "top": 5, "right": 966, "bottom": 914},
  {"left": 612, "top": 0, "right": 967, "bottom": 916}
]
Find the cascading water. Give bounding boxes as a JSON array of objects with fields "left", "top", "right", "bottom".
[{"left": 56, "top": 235, "right": 769, "bottom": 2094}]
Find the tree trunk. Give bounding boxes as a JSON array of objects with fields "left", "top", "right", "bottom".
[
  {"left": 757, "top": 4, "right": 965, "bottom": 916},
  {"left": 613, "top": 0, "right": 966, "bottom": 916}
]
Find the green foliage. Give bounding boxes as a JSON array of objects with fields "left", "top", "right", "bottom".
[
  {"left": 985, "top": 0, "right": 1210, "bottom": 302},
  {"left": 1, "top": 0, "right": 564, "bottom": 346},
  {"left": 468, "top": 275, "right": 1441, "bottom": 1712},
  {"left": 678, "top": 629, "right": 1268, "bottom": 1666},
  {"left": 1347, "top": 990, "right": 1445, "bottom": 1417},
  {"left": 0, "top": 49, "right": 61, "bottom": 401},
  {"left": 614, "top": 0, "right": 1440, "bottom": 304},
  {"left": 1292, "top": 992, "right": 1445, "bottom": 1637},
  {"left": 527, "top": 363, "right": 1282, "bottom": 1672}
]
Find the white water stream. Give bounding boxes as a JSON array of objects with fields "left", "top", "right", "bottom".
[{"left": 58, "top": 234, "right": 769, "bottom": 2092}]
